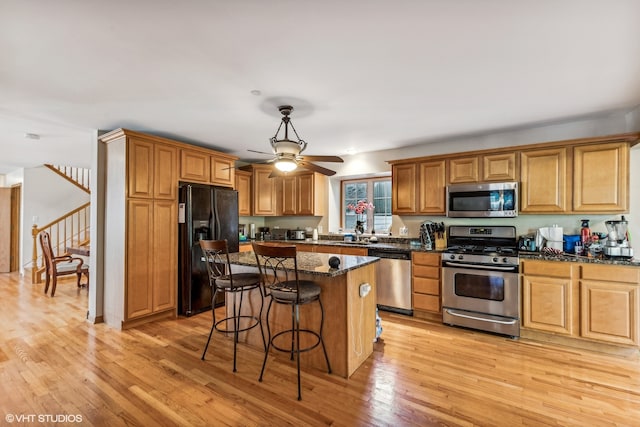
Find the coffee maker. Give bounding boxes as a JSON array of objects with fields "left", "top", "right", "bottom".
[{"left": 603, "top": 216, "right": 633, "bottom": 259}]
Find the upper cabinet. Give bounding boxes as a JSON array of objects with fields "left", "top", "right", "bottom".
[
  {"left": 240, "top": 164, "right": 277, "bottom": 216},
  {"left": 391, "top": 160, "right": 446, "bottom": 215},
  {"left": 235, "top": 170, "right": 252, "bottom": 216},
  {"left": 127, "top": 138, "right": 178, "bottom": 200},
  {"left": 389, "top": 132, "right": 638, "bottom": 216},
  {"left": 573, "top": 142, "right": 629, "bottom": 213},
  {"left": 280, "top": 172, "right": 327, "bottom": 216},
  {"left": 180, "top": 147, "right": 237, "bottom": 187},
  {"left": 520, "top": 147, "right": 568, "bottom": 213},
  {"left": 448, "top": 152, "right": 517, "bottom": 184}
]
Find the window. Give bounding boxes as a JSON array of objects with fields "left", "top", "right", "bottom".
[{"left": 342, "top": 177, "right": 392, "bottom": 233}]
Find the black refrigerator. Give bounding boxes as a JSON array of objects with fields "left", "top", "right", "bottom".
[{"left": 178, "top": 183, "right": 239, "bottom": 316}]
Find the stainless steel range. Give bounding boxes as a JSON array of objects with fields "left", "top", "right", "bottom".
[{"left": 441, "top": 225, "right": 520, "bottom": 338}]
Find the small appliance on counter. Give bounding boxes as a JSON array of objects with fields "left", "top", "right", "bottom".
[
  {"left": 257, "top": 227, "right": 271, "bottom": 240},
  {"left": 604, "top": 216, "right": 634, "bottom": 259},
  {"left": 518, "top": 234, "right": 537, "bottom": 252},
  {"left": 270, "top": 228, "right": 288, "bottom": 240},
  {"left": 287, "top": 229, "right": 307, "bottom": 240}
]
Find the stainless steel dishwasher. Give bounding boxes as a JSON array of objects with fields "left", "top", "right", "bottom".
[{"left": 368, "top": 248, "right": 413, "bottom": 316}]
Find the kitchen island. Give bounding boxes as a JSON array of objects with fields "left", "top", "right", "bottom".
[{"left": 227, "top": 250, "right": 379, "bottom": 378}]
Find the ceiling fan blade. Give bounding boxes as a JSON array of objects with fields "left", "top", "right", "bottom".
[
  {"left": 248, "top": 149, "right": 275, "bottom": 156},
  {"left": 299, "top": 155, "right": 344, "bottom": 163},
  {"left": 298, "top": 161, "right": 336, "bottom": 176}
]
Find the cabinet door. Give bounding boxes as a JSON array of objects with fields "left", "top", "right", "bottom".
[
  {"left": 154, "top": 143, "right": 178, "bottom": 200},
  {"left": 152, "top": 200, "right": 177, "bottom": 312},
  {"left": 580, "top": 281, "right": 639, "bottom": 346},
  {"left": 418, "top": 160, "right": 446, "bottom": 214},
  {"left": 235, "top": 171, "right": 251, "bottom": 216},
  {"left": 126, "top": 200, "right": 154, "bottom": 319},
  {"left": 252, "top": 167, "right": 277, "bottom": 216},
  {"left": 180, "top": 149, "right": 210, "bottom": 183},
  {"left": 412, "top": 252, "right": 441, "bottom": 313},
  {"left": 296, "top": 174, "right": 315, "bottom": 215},
  {"left": 522, "top": 275, "right": 575, "bottom": 335},
  {"left": 128, "top": 138, "right": 154, "bottom": 198},
  {"left": 573, "top": 143, "right": 628, "bottom": 212},
  {"left": 482, "top": 152, "right": 517, "bottom": 182},
  {"left": 448, "top": 157, "right": 478, "bottom": 184},
  {"left": 211, "top": 155, "right": 235, "bottom": 187},
  {"left": 281, "top": 176, "right": 297, "bottom": 215},
  {"left": 520, "top": 148, "right": 568, "bottom": 213},
  {"left": 392, "top": 164, "right": 416, "bottom": 214}
]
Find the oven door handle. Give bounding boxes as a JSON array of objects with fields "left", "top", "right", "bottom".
[
  {"left": 443, "top": 261, "right": 518, "bottom": 272},
  {"left": 444, "top": 309, "right": 519, "bottom": 325}
]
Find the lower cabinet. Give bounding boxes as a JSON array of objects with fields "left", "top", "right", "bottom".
[
  {"left": 412, "top": 252, "right": 441, "bottom": 319},
  {"left": 126, "top": 199, "right": 177, "bottom": 322},
  {"left": 579, "top": 264, "right": 639, "bottom": 346},
  {"left": 521, "top": 261, "right": 577, "bottom": 335},
  {"left": 521, "top": 260, "right": 640, "bottom": 348}
]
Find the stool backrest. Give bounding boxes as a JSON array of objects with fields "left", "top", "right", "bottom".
[
  {"left": 252, "top": 242, "right": 301, "bottom": 301},
  {"left": 199, "top": 239, "right": 232, "bottom": 287}
]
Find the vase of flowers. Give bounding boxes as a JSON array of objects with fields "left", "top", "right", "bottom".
[{"left": 347, "top": 200, "right": 374, "bottom": 239}]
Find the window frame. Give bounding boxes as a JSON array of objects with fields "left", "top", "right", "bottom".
[{"left": 341, "top": 176, "right": 392, "bottom": 233}]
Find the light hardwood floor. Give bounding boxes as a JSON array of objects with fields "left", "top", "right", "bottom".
[{"left": 1, "top": 271, "right": 639, "bottom": 426}]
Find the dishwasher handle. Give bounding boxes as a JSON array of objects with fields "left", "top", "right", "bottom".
[{"left": 367, "top": 250, "right": 411, "bottom": 260}]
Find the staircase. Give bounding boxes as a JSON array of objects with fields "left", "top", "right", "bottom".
[{"left": 31, "top": 165, "right": 91, "bottom": 284}]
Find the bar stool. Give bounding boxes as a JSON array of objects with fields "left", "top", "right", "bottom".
[
  {"left": 200, "top": 239, "right": 266, "bottom": 372},
  {"left": 252, "top": 242, "right": 332, "bottom": 400}
]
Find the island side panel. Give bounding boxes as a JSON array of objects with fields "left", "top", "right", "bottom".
[{"left": 345, "top": 262, "right": 377, "bottom": 377}]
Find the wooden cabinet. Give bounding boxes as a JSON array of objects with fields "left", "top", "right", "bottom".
[
  {"left": 448, "top": 156, "right": 478, "bottom": 184},
  {"left": 483, "top": 152, "right": 518, "bottom": 182},
  {"left": 391, "top": 164, "right": 416, "bottom": 214},
  {"left": 573, "top": 143, "right": 629, "bottom": 212},
  {"left": 417, "top": 160, "right": 446, "bottom": 214},
  {"left": 412, "top": 252, "right": 441, "bottom": 319},
  {"left": 240, "top": 165, "right": 277, "bottom": 216},
  {"left": 579, "top": 264, "right": 639, "bottom": 346},
  {"left": 520, "top": 147, "right": 568, "bottom": 213},
  {"left": 180, "top": 148, "right": 236, "bottom": 188},
  {"left": 448, "top": 152, "right": 517, "bottom": 184},
  {"left": 210, "top": 155, "right": 235, "bottom": 187},
  {"left": 235, "top": 170, "right": 251, "bottom": 216},
  {"left": 521, "top": 260, "right": 577, "bottom": 336},
  {"left": 521, "top": 259, "right": 640, "bottom": 349},
  {"left": 180, "top": 148, "right": 210, "bottom": 183},
  {"left": 102, "top": 128, "right": 237, "bottom": 329},
  {"left": 280, "top": 172, "right": 327, "bottom": 216},
  {"left": 392, "top": 160, "right": 445, "bottom": 215}
]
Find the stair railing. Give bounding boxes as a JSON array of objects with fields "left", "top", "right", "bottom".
[
  {"left": 31, "top": 202, "right": 91, "bottom": 284},
  {"left": 45, "top": 164, "right": 91, "bottom": 193}
]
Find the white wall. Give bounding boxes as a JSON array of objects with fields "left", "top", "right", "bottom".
[
  {"left": 320, "top": 107, "right": 640, "bottom": 242},
  {"left": 22, "top": 166, "right": 91, "bottom": 270}
]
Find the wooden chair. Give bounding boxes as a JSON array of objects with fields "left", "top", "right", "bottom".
[
  {"left": 199, "top": 239, "right": 266, "bottom": 372},
  {"left": 253, "top": 242, "right": 332, "bottom": 400},
  {"left": 39, "top": 231, "right": 89, "bottom": 297}
]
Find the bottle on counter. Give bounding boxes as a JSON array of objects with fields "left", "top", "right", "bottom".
[
  {"left": 580, "top": 219, "right": 591, "bottom": 245},
  {"left": 312, "top": 228, "right": 318, "bottom": 241}
]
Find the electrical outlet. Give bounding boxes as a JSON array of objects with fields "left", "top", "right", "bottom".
[{"left": 359, "top": 283, "right": 371, "bottom": 298}]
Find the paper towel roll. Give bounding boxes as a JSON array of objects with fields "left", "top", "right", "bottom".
[{"left": 539, "top": 226, "right": 563, "bottom": 251}]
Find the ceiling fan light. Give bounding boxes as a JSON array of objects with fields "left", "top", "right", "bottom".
[{"left": 274, "top": 159, "right": 297, "bottom": 172}]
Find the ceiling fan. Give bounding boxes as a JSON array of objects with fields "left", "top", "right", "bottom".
[{"left": 248, "top": 105, "right": 343, "bottom": 177}]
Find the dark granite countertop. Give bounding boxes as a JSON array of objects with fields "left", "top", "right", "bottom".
[
  {"left": 240, "top": 238, "right": 439, "bottom": 254},
  {"left": 228, "top": 250, "right": 380, "bottom": 277},
  {"left": 519, "top": 252, "right": 640, "bottom": 267}
]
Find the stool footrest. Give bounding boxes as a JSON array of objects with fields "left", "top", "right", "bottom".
[{"left": 270, "top": 328, "right": 323, "bottom": 354}]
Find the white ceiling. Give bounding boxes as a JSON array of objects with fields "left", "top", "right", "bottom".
[{"left": 2, "top": 0, "right": 640, "bottom": 175}]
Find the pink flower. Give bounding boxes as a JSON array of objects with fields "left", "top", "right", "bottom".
[{"left": 347, "top": 200, "right": 374, "bottom": 214}]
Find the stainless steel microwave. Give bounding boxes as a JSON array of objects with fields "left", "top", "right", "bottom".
[{"left": 446, "top": 182, "right": 518, "bottom": 218}]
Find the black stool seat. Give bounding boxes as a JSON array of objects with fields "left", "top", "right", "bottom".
[
  {"left": 269, "top": 280, "right": 321, "bottom": 302},
  {"left": 215, "top": 272, "right": 262, "bottom": 289}
]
